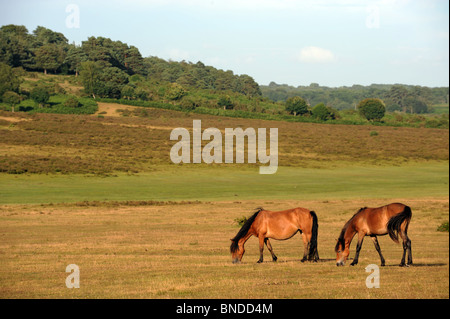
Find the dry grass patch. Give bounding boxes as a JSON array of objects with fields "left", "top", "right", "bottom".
[
  {"left": 0, "top": 198, "right": 447, "bottom": 299},
  {"left": 0, "top": 108, "right": 448, "bottom": 174}
]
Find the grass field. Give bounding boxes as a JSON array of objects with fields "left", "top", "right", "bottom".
[
  {"left": 0, "top": 163, "right": 448, "bottom": 204},
  {"left": 0, "top": 198, "right": 447, "bottom": 298},
  {"left": 0, "top": 103, "right": 448, "bottom": 299}
]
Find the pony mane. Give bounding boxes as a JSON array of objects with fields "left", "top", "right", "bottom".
[
  {"left": 334, "top": 207, "right": 367, "bottom": 252},
  {"left": 230, "top": 207, "right": 264, "bottom": 253}
]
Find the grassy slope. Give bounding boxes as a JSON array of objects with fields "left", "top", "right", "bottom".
[{"left": 1, "top": 107, "right": 448, "bottom": 173}]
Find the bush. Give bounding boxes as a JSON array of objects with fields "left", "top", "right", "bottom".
[
  {"left": 218, "top": 96, "right": 234, "bottom": 110},
  {"left": 180, "top": 97, "right": 197, "bottom": 111},
  {"left": 64, "top": 96, "right": 81, "bottom": 108},
  {"left": 2, "top": 91, "right": 21, "bottom": 112},
  {"left": 437, "top": 222, "right": 449, "bottom": 232},
  {"left": 166, "top": 83, "right": 187, "bottom": 101},
  {"left": 357, "top": 98, "right": 386, "bottom": 121},
  {"left": 30, "top": 87, "right": 50, "bottom": 108},
  {"left": 285, "top": 96, "right": 309, "bottom": 116},
  {"left": 234, "top": 216, "right": 248, "bottom": 227},
  {"left": 312, "top": 103, "right": 337, "bottom": 121}
]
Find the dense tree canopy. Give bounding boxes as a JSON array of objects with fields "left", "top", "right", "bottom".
[
  {"left": 262, "top": 82, "right": 448, "bottom": 114},
  {"left": 0, "top": 24, "right": 447, "bottom": 115},
  {"left": 0, "top": 62, "right": 22, "bottom": 96},
  {"left": 0, "top": 25, "right": 261, "bottom": 99}
]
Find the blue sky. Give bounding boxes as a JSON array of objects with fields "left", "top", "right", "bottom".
[{"left": 1, "top": 0, "right": 448, "bottom": 87}]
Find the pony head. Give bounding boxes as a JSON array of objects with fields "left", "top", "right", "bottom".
[
  {"left": 230, "top": 239, "right": 245, "bottom": 264},
  {"left": 335, "top": 237, "right": 350, "bottom": 266}
]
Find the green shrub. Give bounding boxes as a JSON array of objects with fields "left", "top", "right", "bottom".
[
  {"left": 234, "top": 216, "right": 248, "bottom": 227},
  {"left": 2, "top": 91, "right": 21, "bottom": 112},
  {"left": 64, "top": 96, "right": 81, "bottom": 108},
  {"left": 437, "top": 222, "right": 449, "bottom": 232},
  {"left": 218, "top": 96, "right": 234, "bottom": 110},
  {"left": 285, "top": 96, "right": 309, "bottom": 116},
  {"left": 312, "top": 103, "right": 337, "bottom": 121},
  {"left": 357, "top": 98, "right": 386, "bottom": 121},
  {"left": 30, "top": 87, "right": 50, "bottom": 108}
]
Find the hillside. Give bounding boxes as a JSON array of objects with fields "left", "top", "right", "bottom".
[
  {"left": 0, "top": 104, "right": 448, "bottom": 175},
  {"left": 1, "top": 24, "right": 449, "bottom": 130}
]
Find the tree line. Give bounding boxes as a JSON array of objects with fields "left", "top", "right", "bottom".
[
  {"left": 262, "top": 82, "right": 449, "bottom": 114},
  {"left": 0, "top": 24, "right": 261, "bottom": 99},
  {"left": 1, "top": 24, "right": 448, "bottom": 126}
]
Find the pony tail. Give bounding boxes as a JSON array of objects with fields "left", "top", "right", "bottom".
[
  {"left": 230, "top": 207, "right": 263, "bottom": 253},
  {"left": 387, "top": 206, "right": 412, "bottom": 243},
  {"left": 308, "top": 211, "right": 319, "bottom": 260}
]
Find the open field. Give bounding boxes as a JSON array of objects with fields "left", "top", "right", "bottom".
[
  {"left": 0, "top": 163, "right": 448, "bottom": 205},
  {"left": 0, "top": 102, "right": 448, "bottom": 299},
  {"left": 0, "top": 198, "right": 448, "bottom": 299}
]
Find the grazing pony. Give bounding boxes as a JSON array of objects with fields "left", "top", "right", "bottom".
[
  {"left": 335, "top": 203, "right": 412, "bottom": 267},
  {"left": 230, "top": 207, "right": 319, "bottom": 264}
]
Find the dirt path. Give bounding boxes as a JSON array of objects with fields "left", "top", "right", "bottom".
[
  {"left": 94, "top": 102, "right": 139, "bottom": 117},
  {"left": 94, "top": 102, "right": 179, "bottom": 131},
  {"left": 0, "top": 116, "right": 31, "bottom": 123}
]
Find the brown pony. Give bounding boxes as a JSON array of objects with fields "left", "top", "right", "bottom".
[
  {"left": 335, "top": 203, "right": 412, "bottom": 267},
  {"left": 230, "top": 207, "right": 319, "bottom": 264}
]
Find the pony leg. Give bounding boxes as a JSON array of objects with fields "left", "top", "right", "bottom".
[
  {"left": 350, "top": 234, "right": 365, "bottom": 266},
  {"left": 300, "top": 232, "right": 310, "bottom": 262},
  {"left": 314, "top": 246, "right": 320, "bottom": 261},
  {"left": 257, "top": 236, "right": 265, "bottom": 263},
  {"left": 399, "top": 230, "right": 412, "bottom": 267},
  {"left": 370, "top": 235, "right": 385, "bottom": 266},
  {"left": 264, "top": 238, "right": 277, "bottom": 262}
]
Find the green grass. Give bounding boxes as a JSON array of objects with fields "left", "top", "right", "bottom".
[
  {"left": 432, "top": 104, "right": 449, "bottom": 115},
  {"left": 0, "top": 162, "right": 447, "bottom": 205}
]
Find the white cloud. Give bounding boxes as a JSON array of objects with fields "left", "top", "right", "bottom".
[{"left": 298, "top": 46, "right": 336, "bottom": 63}]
